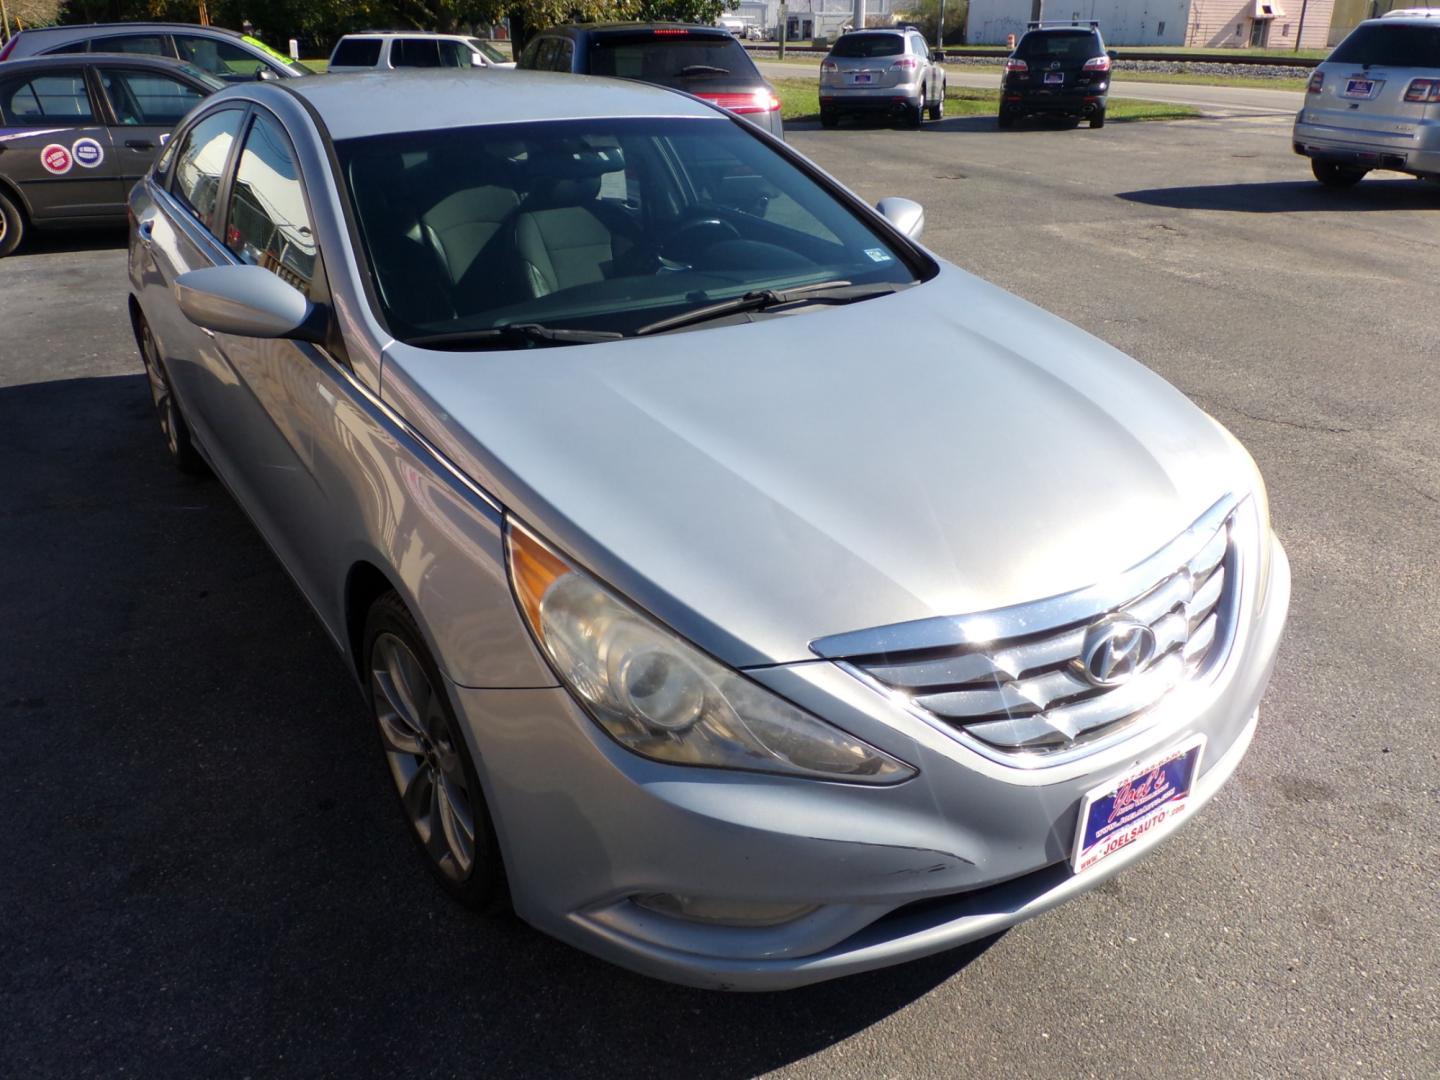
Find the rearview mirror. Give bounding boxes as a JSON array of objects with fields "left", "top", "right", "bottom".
[
  {"left": 876, "top": 197, "right": 925, "bottom": 240},
  {"left": 174, "top": 265, "right": 323, "bottom": 342}
]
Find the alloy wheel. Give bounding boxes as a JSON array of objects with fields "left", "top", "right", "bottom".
[
  {"left": 139, "top": 323, "right": 181, "bottom": 458},
  {"left": 370, "top": 632, "right": 476, "bottom": 881}
]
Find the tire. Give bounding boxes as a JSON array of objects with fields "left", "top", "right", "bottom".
[
  {"left": 906, "top": 99, "right": 923, "bottom": 128},
  {"left": 928, "top": 85, "right": 944, "bottom": 121},
  {"left": 1312, "top": 159, "right": 1367, "bottom": 188},
  {"left": 820, "top": 107, "right": 838, "bottom": 129},
  {"left": 1090, "top": 108, "right": 1106, "bottom": 129},
  {"left": 365, "top": 591, "right": 506, "bottom": 910},
  {"left": 0, "top": 187, "right": 24, "bottom": 258},
  {"left": 136, "top": 315, "right": 205, "bottom": 475},
  {"left": 997, "top": 109, "right": 1015, "bottom": 129}
]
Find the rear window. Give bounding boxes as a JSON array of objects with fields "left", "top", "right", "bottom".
[
  {"left": 588, "top": 33, "right": 755, "bottom": 79},
  {"left": 1329, "top": 24, "right": 1440, "bottom": 67},
  {"left": 331, "top": 38, "right": 383, "bottom": 67},
  {"left": 830, "top": 33, "right": 904, "bottom": 58},
  {"left": 1016, "top": 30, "right": 1102, "bottom": 61}
]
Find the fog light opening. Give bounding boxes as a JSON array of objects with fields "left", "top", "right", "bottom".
[{"left": 633, "top": 893, "right": 819, "bottom": 927}]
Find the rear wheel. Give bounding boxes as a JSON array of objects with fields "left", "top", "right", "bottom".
[
  {"left": 906, "top": 97, "right": 923, "bottom": 128},
  {"left": 1312, "top": 159, "right": 1367, "bottom": 188},
  {"left": 820, "top": 107, "right": 838, "bottom": 129},
  {"left": 1090, "top": 107, "right": 1106, "bottom": 129},
  {"left": 997, "top": 108, "right": 1015, "bottom": 129},
  {"left": 0, "top": 188, "right": 24, "bottom": 258},
  {"left": 365, "top": 592, "right": 506, "bottom": 910}
]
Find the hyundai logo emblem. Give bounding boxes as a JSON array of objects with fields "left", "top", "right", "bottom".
[{"left": 1078, "top": 617, "right": 1158, "bottom": 687}]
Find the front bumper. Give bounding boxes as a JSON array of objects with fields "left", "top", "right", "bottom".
[
  {"left": 451, "top": 537, "right": 1290, "bottom": 990},
  {"left": 1293, "top": 111, "right": 1440, "bottom": 176}
]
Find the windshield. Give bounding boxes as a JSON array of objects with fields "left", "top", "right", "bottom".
[
  {"left": 830, "top": 34, "right": 905, "bottom": 58},
  {"left": 588, "top": 34, "right": 757, "bottom": 80},
  {"left": 1016, "top": 31, "right": 1102, "bottom": 61},
  {"left": 336, "top": 117, "right": 927, "bottom": 346},
  {"left": 1329, "top": 24, "right": 1440, "bottom": 67},
  {"left": 468, "top": 38, "right": 509, "bottom": 64}
]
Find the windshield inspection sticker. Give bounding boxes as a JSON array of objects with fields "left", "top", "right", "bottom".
[
  {"left": 40, "top": 144, "right": 72, "bottom": 175},
  {"left": 864, "top": 248, "right": 893, "bottom": 263},
  {"left": 72, "top": 137, "right": 104, "bottom": 168}
]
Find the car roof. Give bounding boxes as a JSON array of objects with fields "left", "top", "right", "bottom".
[
  {"left": 839, "top": 29, "right": 909, "bottom": 35},
  {"left": 15, "top": 21, "right": 245, "bottom": 38},
  {"left": 336, "top": 31, "right": 475, "bottom": 39},
  {"left": 1371, "top": 11, "right": 1440, "bottom": 20},
  {"left": 270, "top": 68, "right": 720, "bottom": 140},
  {"left": 544, "top": 22, "right": 734, "bottom": 35}
]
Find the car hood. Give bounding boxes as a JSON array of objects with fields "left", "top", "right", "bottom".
[{"left": 382, "top": 262, "right": 1249, "bottom": 669}]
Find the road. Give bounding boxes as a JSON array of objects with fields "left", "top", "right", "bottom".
[
  {"left": 756, "top": 59, "right": 1306, "bottom": 115},
  {"left": 1, "top": 110, "right": 1437, "bottom": 1079}
]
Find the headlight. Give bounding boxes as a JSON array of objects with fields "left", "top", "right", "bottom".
[{"left": 506, "top": 521, "right": 915, "bottom": 784}]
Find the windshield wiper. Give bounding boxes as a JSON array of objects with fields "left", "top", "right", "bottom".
[
  {"left": 679, "top": 64, "right": 730, "bottom": 75},
  {"left": 634, "top": 280, "right": 904, "bottom": 337},
  {"left": 405, "top": 323, "right": 623, "bottom": 350}
]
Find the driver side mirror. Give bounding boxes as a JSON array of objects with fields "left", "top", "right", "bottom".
[
  {"left": 255, "top": 66, "right": 278, "bottom": 82},
  {"left": 876, "top": 197, "right": 925, "bottom": 241},
  {"left": 1108, "top": 49, "right": 1118, "bottom": 59},
  {"left": 471, "top": 52, "right": 486, "bottom": 67},
  {"left": 174, "top": 265, "right": 325, "bottom": 343}
]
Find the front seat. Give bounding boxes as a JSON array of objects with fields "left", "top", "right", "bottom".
[{"left": 512, "top": 148, "right": 635, "bottom": 298}]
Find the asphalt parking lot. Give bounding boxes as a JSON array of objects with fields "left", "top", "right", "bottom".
[{"left": 2, "top": 109, "right": 1437, "bottom": 1079}]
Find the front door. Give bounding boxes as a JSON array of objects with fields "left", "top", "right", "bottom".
[
  {"left": 94, "top": 65, "right": 212, "bottom": 194},
  {"left": 0, "top": 65, "right": 122, "bottom": 221}
]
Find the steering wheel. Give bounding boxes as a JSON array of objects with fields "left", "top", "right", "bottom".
[{"left": 662, "top": 211, "right": 742, "bottom": 264}]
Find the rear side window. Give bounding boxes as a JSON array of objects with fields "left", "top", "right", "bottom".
[
  {"left": 171, "top": 108, "right": 243, "bottom": 232},
  {"left": 1016, "top": 31, "right": 1102, "bottom": 60},
  {"left": 90, "top": 34, "right": 171, "bottom": 57},
  {"left": 588, "top": 33, "right": 756, "bottom": 79},
  {"left": 391, "top": 38, "right": 471, "bottom": 68},
  {"left": 226, "top": 111, "right": 318, "bottom": 296},
  {"left": 0, "top": 71, "right": 94, "bottom": 124},
  {"left": 831, "top": 34, "right": 905, "bottom": 58},
  {"left": 98, "top": 68, "right": 207, "bottom": 126},
  {"left": 331, "top": 38, "right": 382, "bottom": 67},
  {"left": 1329, "top": 25, "right": 1440, "bottom": 67}
]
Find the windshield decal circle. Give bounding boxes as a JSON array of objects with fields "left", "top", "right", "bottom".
[
  {"left": 72, "top": 137, "right": 104, "bottom": 168},
  {"left": 41, "top": 144, "right": 73, "bottom": 175}
]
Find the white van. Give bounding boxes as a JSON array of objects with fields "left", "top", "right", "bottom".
[{"left": 327, "top": 32, "right": 514, "bottom": 72}]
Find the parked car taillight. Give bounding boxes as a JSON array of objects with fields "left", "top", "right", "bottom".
[
  {"left": 821, "top": 59, "right": 838, "bottom": 72},
  {"left": 1307, "top": 70, "right": 1324, "bottom": 94},
  {"left": 1082, "top": 55, "right": 1111, "bottom": 72},
  {"left": 1005, "top": 58, "right": 1028, "bottom": 73},
  {"left": 1404, "top": 77, "right": 1440, "bottom": 102},
  {"left": 892, "top": 56, "right": 919, "bottom": 70},
  {"left": 697, "top": 89, "right": 781, "bottom": 114}
]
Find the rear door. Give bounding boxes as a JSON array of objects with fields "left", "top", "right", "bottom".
[
  {"left": 0, "top": 64, "right": 122, "bottom": 221},
  {"left": 86, "top": 32, "right": 177, "bottom": 61},
  {"left": 95, "top": 64, "right": 212, "bottom": 192},
  {"left": 1313, "top": 24, "right": 1440, "bottom": 138},
  {"left": 173, "top": 33, "right": 274, "bottom": 82}
]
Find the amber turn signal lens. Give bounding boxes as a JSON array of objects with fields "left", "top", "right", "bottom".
[{"left": 506, "top": 522, "right": 575, "bottom": 637}]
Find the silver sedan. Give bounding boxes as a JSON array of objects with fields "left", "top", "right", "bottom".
[{"left": 127, "top": 67, "right": 1290, "bottom": 990}]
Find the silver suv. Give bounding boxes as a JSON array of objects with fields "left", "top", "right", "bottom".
[
  {"left": 1292, "top": 14, "right": 1440, "bottom": 186},
  {"left": 819, "top": 29, "right": 946, "bottom": 128}
]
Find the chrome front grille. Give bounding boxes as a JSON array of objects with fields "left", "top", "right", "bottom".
[{"left": 815, "top": 498, "right": 1243, "bottom": 764}]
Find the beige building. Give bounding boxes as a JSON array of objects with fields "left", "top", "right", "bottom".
[{"left": 968, "top": 0, "right": 1335, "bottom": 48}]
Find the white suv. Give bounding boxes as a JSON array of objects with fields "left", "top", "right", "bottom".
[{"left": 327, "top": 33, "right": 514, "bottom": 73}]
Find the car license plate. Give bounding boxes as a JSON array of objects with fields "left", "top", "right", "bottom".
[
  {"left": 1072, "top": 735, "right": 1205, "bottom": 874},
  {"left": 1045, "top": 72, "right": 1065, "bottom": 85},
  {"left": 851, "top": 73, "right": 873, "bottom": 85},
  {"left": 1344, "top": 78, "right": 1376, "bottom": 98}
]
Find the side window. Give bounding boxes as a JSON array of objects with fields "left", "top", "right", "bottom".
[
  {"left": 90, "top": 34, "right": 172, "bottom": 57},
  {"left": 0, "top": 70, "right": 95, "bottom": 125},
  {"left": 330, "top": 38, "right": 382, "bottom": 67},
  {"left": 534, "top": 38, "right": 560, "bottom": 71},
  {"left": 392, "top": 38, "right": 452, "bottom": 68},
  {"left": 46, "top": 42, "right": 91, "bottom": 54},
  {"left": 552, "top": 39, "right": 575, "bottom": 72},
  {"left": 912, "top": 35, "right": 929, "bottom": 60},
  {"left": 437, "top": 40, "right": 471, "bottom": 68},
  {"left": 225, "top": 111, "right": 318, "bottom": 297},
  {"left": 519, "top": 38, "right": 542, "bottom": 67},
  {"left": 98, "top": 68, "right": 206, "bottom": 126},
  {"left": 175, "top": 35, "right": 265, "bottom": 78},
  {"left": 171, "top": 108, "right": 244, "bottom": 232}
]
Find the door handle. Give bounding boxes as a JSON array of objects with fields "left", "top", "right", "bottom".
[{"left": 125, "top": 139, "right": 155, "bottom": 150}]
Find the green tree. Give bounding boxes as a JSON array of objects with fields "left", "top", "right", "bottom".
[{"left": 897, "top": 0, "right": 967, "bottom": 45}]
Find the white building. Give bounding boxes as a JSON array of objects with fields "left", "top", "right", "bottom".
[{"left": 966, "top": 0, "right": 1335, "bottom": 48}]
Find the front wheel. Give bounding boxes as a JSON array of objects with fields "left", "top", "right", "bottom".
[
  {"left": 365, "top": 592, "right": 506, "bottom": 910},
  {"left": 0, "top": 187, "right": 25, "bottom": 258},
  {"left": 1312, "top": 159, "right": 1367, "bottom": 188}
]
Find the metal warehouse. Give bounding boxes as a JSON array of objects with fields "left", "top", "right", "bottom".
[{"left": 965, "top": 0, "right": 1336, "bottom": 47}]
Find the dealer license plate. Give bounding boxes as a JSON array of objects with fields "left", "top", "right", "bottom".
[
  {"left": 1344, "top": 78, "right": 1376, "bottom": 98},
  {"left": 1072, "top": 735, "right": 1206, "bottom": 874},
  {"left": 851, "top": 72, "right": 874, "bottom": 84},
  {"left": 1045, "top": 72, "right": 1065, "bottom": 85}
]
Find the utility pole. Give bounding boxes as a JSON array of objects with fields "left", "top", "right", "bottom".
[
  {"left": 778, "top": 0, "right": 787, "bottom": 58},
  {"left": 854, "top": 0, "right": 866, "bottom": 32},
  {"left": 0, "top": 0, "right": 10, "bottom": 46},
  {"left": 1294, "top": 0, "right": 1309, "bottom": 50},
  {"left": 937, "top": 0, "right": 947, "bottom": 48}
]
